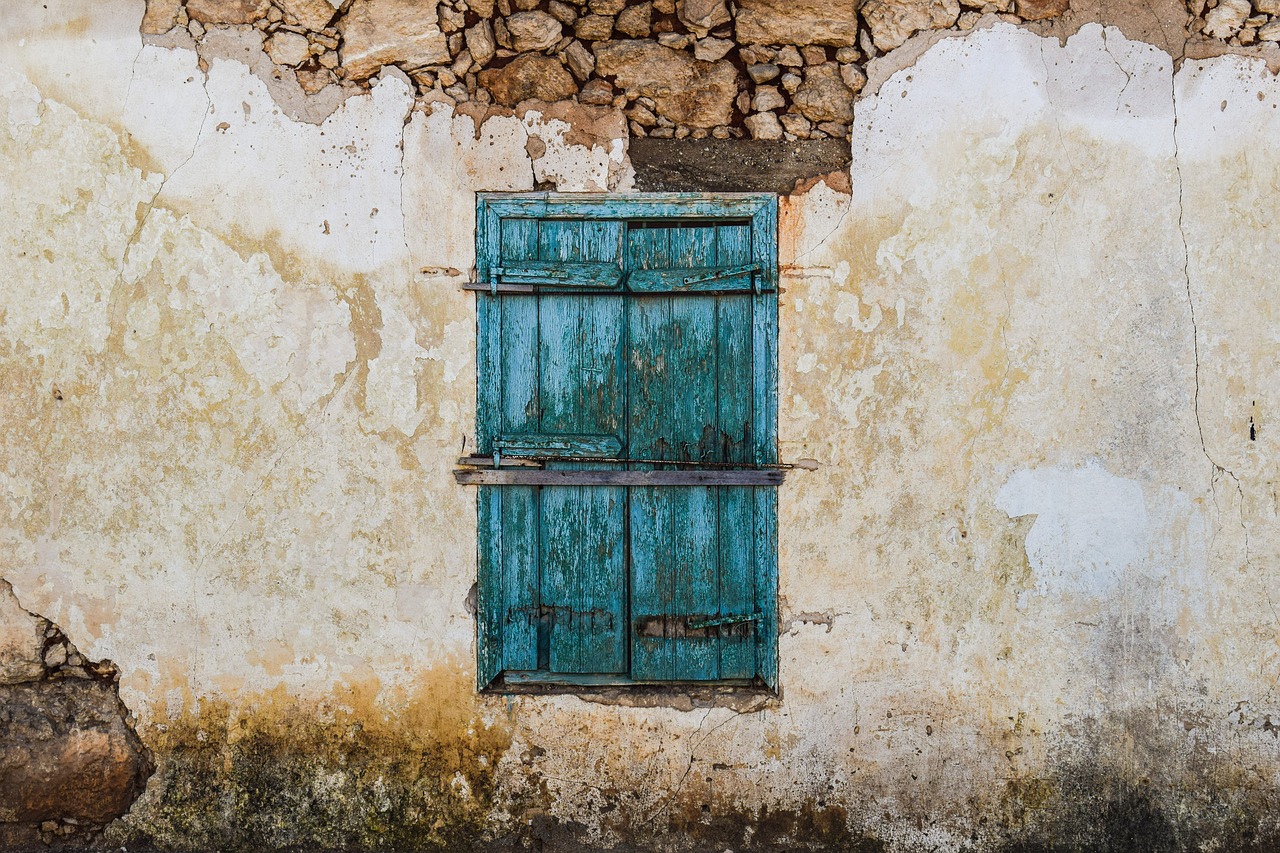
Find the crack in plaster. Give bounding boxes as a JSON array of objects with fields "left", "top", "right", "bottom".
[
  {"left": 118, "top": 45, "right": 213, "bottom": 280},
  {"left": 1101, "top": 28, "right": 1138, "bottom": 115},
  {"left": 1169, "top": 57, "right": 1254, "bottom": 576},
  {"left": 638, "top": 707, "right": 747, "bottom": 828},
  {"left": 791, "top": 199, "right": 852, "bottom": 267}
]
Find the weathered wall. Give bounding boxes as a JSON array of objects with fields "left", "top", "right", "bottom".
[{"left": 2, "top": 1, "right": 1280, "bottom": 850}]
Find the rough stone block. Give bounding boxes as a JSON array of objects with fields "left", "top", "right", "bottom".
[
  {"left": 861, "top": 0, "right": 960, "bottom": 50},
  {"left": 478, "top": 53, "right": 579, "bottom": 105},
  {"left": 734, "top": 0, "right": 860, "bottom": 47},
  {"left": 338, "top": 0, "right": 451, "bottom": 80},
  {"left": 0, "top": 679, "right": 152, "bottom": 826},
  {"left": 594, "top": 40, "right": 739, "bottom": 128},
  {"left": 185, "top": 0, "right": 273, "bottom": 25}
]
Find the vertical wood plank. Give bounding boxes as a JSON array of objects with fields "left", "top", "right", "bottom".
[
  {"left": 716, "top": 485, "right": 756, "bottom": 679},
  {"left": 499, "top": 217, "right": 542, "bottom": 439},
  {"left": 541, "top": 483, "right": 627, "bottom": 673},
  {"left": 500, "top": 486, "right": 539, "bottom": 671},
  {"left": 501, "top": 296, "right": 539, "bottom": 434},
  {"left": 538, "top": 294, "right": 581, "bottom": 434},
  {"left": 669, "top": 223, "right": 717, "bottom": 269},
  {"left": 674, "top": 484, "right": 719, "bottom": 679},
  {"left": 477, "top": 486, "right": 504, "bottom": 687},
  {"left": 629, "top": 485, "right": 673, "bottom": 680},
  {"left": 754, "top": 486, "right": 779, "bottom": 689}
]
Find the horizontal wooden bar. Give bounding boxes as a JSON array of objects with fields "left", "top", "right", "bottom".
[
  {"left": 495, "top": 261, "right": 622, "bottom": 288},
  {"left": 462, "top": 282, "right": 537, "bottom": 293},
  {"left": 456, "top": 455, "right": 540, "bottom": 468},
  {"left": 480, "top": 193, "right": 773, "bottom": 221},
  {"left": 463, "top": 283, "right": 769, "bottom": 296},
  {"left": 500, "top": 671, "right": 757, "bottom": 687},
  {"left": 628, "top": 267, "right": 769, "bottom": 293},
  {"left": 496, "top": 433, "right": 622, "bottom": 458},
  {"left": 454, "top": 469, "right": 784, "bottom": 486}
]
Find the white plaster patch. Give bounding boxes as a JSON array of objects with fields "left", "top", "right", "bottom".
[
  {"left": 0, "top": 66, "right": 162, "bottom": 363},
  {"left": 159, "top": 56, "right": 415, "bottom": 276},
  {"left": 523, "top": 112, "right": 625, "bottom": 192},
  {"left": 996, "top": 461, "right": 1150, "bottom": 597},
  {"left": 121, "top": 44, "right": 211, "bottom": 175},
  {"left": 401, "top": 105, "right": 531, "bottom": 270},
  {"left": 1, "top": 0, "right": 146, "bottom": 129},
  {"left": 365, "top": 294, "right": 428, "bottom": 435}
]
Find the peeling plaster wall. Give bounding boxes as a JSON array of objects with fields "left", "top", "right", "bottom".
[{"left": 2, "top": 3, "right": 1280, "bottom": 850}]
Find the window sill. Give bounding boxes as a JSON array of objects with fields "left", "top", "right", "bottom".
[{"left": 483, "top": 674, "right": 779, "bottom": 711}]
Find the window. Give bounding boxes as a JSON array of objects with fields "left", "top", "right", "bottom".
[{"left": 459, "top": 193, "right": 780, "bottom": 690}]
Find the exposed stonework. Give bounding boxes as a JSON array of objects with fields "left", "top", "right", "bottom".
[
  {"left": 186, "top": 0, "right": 272, "bottom": 25},
  {"left": 0, "top": 583, "right": 152, "bottom": 845},
  {"left": 478, "top": 52, "right": 580, "bottom": 105},
  {"left": 594, "top": 39, "right": 738, "bottom": 128},
  {"left": 132, "top": 0, "right": 1280, "bottom": 145},
  {"left": 1191, "top": 0, "right": 1280, "bottom": 46},
  {"left": 862, "top": 0, "right": 961, "bottom": 50},
  {"left": 138, "top": 0, "right": 1082, "bottom": 142},
  {"left": 337, "top": 0, "right": 451, "bottom": 80},
  {"left": 736, "top": 0, "right": 862, "bottom": 46}
]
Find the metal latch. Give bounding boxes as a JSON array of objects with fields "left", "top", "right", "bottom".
[
  {"left": 681, "top": 264, "right": 761, "bottom": 291},
  {"left": 687, "top": 612, "right": 763, "bottom": 630}
]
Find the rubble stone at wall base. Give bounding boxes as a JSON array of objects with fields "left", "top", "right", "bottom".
[{"left": 0, "top": 679, "right": 153, "bottom": 829}]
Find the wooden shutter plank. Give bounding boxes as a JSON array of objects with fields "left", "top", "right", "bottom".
[
  {"left": 629, "top": 485, "right": 673, "bottom": 680},
  {"left": 626, "top": 293, "right": 668, "bottom": 462},
  {"left": 676, "top": 485, "right": 720, "bottom": 679},
  {"left": 495, "top": 434, "right": 622, "bottom": 458},
  {"left": 716, "top": 485, "right": 756, "bottom": 679},
  {"left": 500, "top": 295, "right": 539, "bottom": 434},
  {"left": 714, "top": 281, "right": 760, "bottom": 679},
  {"left": 659, "top": 288, "right": 720, "bottom": 679},
  {"left": 753, "top": 487, "right": 779, "bottom": 689},
  {"left": 538, "top": 294, "right": 580, "bottom": 434},
  {"left": 500, "top": 486, "right": 540, "bottom": 671},
  {"left": 477, "top": 487, "right": 503, "bottom": 687},
  {"left": 540, "top": 482, "right": 627, "bottom": 674},
  {"left": 677, "top": 295, "right": 719, "bottom": 463},
  {"left": 580, "top": 218, "right": 624, "bottom": 265},
  {"left": 670, "top": 223, "right": 717, "bottom": 268}
]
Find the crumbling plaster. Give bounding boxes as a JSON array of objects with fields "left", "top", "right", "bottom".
[{"left": 2, "top": 1, "right": 1279, "bottom": 849}]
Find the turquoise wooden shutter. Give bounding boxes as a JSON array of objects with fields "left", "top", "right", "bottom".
[
  {"left": 472, "top": 194, "right": 778, "bottom": 690},
  {"left": 626, "top": 220, "right": 769, "bottom": 682},
  {"left": 480, "top": 215, "right": 628, "bottom": 680}
]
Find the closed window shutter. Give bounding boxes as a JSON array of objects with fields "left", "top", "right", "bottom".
[
  {"left": 475, "top": 195, "right": 778, "bottom": 689},
  {"left": 625, "top": 221, "right": 762, "bottom": 682},
  {"left": 484, "top": 217, "right": 628, "bottom": 677}
]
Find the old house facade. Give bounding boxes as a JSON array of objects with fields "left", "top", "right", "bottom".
[{"left": 2, "top": 0, "right": 1279, "bottom": 849}]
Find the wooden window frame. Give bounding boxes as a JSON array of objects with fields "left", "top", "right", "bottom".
[{"left": 467, "top": 192, "right": 780, "bottom": 693}]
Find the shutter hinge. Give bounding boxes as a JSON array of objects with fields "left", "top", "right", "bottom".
[{"left": 686, "top": 612, "right": 763, "bottom": 630}]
